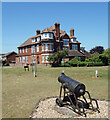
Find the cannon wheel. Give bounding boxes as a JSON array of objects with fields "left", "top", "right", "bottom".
[{"left": 56, "top": 98, "right": 63, "bottom": 107}]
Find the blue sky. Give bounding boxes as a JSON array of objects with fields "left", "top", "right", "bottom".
[{"left": 2, "top": 2, "right": 108, "bottom": 53}]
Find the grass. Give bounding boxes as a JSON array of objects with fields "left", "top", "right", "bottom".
[{"left": 2, "top": 65, "right": 108, "bottom": 118}]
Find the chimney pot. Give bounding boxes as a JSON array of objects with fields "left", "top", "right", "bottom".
[
  {"left": 36, "top": 30, "right": 40, "bottom": 35},
  {"left": 70, "top": 29, "right": 74, "bottom": 36}
]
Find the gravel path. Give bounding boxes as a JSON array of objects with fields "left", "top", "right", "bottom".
[{"left": 30, "top": 97, "right": 109, "bottom": 118}]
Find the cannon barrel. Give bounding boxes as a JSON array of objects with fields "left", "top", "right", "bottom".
[{"left": 58, "top": 73, "right": 86, "bottom": 97}]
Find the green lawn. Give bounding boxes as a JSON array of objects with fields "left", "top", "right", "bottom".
[{"left": 2, "top": 65, "right": 108, "bottom": 118}]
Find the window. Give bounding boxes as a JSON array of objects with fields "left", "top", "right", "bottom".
[
  {"left": 63, "top": 39, "right": 69, "bottom": 46},
  {"left": 42, "top": 55, "right": 44, "bottom": 62},
  {"left": 49, "top": 33, "right": 51, "bottom": 38},
  {"left": 31, "top": 45, "right": 35, "bottom": 53},
  {"left": 41, "top": 33, "right": 53, "bottom": 39},
  {"left": 73, "top": 38, "right": 76, "bottom": 42},
  {"left": 81, "top": 48, "right": 84, "bottom": 53},
  {"left": 37, "top": 45, "right": 39, "bottom": 52},
  {"left": 45, "top": 44, "right": 48, "bottom": 51},
  {"left": 63, "top": 41, "right": 68, "bottom": 46},
  {"left": 26, "top": 47, "right": 27, "bottom": 53},
  {"left": 45, "top": 55, "right": 48, "bottom": 62},
  {"left": 23, "top": 48, "right": 24, "bottom": 53},
  {"left": 45, "top": 33, "right": 47, "bottom": 37},
  {"left": 26, "top": 56, "right": 28, "bottom": 63},
  {"left": 19, "top": 49, "right": 21, "bottom": 53},
  {"left": 22, "top": 57, "right": 25, "bottom": 63},
  {"left": 72, "top": 45, "right": 78, "bottom": 50},
  {"left": 32, "top": 38, "right": 35, "bottom": 42},
  {"left": 37, "top": 37, "right": 40, "bottom": 41},
  {"left": 49, "top": 44, "right": 52, "bottom": 51}
]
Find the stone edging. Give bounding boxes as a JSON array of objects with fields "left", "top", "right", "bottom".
[{"left": 30, "top": 96, "right": 109, "bottom": 118}]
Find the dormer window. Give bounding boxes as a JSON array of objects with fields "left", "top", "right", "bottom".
[
  {"left": 81, "top": 48, "right": 84, "bottom": 53},
  {"left": 45, "top": 33, "right": 47, "bottom": 37},
  {"left": 72, "top": 44, "right": 78, "bottom": 50},
  {"left": 41, "top": 33, "right": 53, "bottom": 39},
  {"left": 32, "top": 38, "right": 35, "bottom": 42},
  {"left": 49, "top": 33, "right": 51, "bottom": 38},
  {"left": 71, "top": 38, "right": 76, "bottom": 42},
  {"left": 63, "top": 39, "right": 69, "bottom": 46},
  {"left": 37, "top": 37, "right": 40, "bottom": 42},
  {"left": 73, "top": 38, "right": 76, "bottom": 42}
]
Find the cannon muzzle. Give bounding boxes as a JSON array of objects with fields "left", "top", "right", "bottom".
[{"left": 58, "top": 73, "right": 85, "bottom": 97}]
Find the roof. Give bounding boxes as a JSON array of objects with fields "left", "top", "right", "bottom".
[
  {"left": 69, "top": 50, "right": 85, "bottom": 57},
  {"left": 2, "top": 51, "right": 17, "bottom": 57},
  {"left": 19, "top": 25, "right": 79, "bottom": 47},
  {"left": 18, "top": 35, "right": 38, "bottom": 48},
  {"left": 83, "top": 50, "right": 91, "bottom": 57}
]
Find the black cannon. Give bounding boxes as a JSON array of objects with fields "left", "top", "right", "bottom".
[{"left": 56, "top": 72, "right": 100, "bottom": 117}]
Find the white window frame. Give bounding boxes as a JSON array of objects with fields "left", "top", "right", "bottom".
[
  {"left": 37, "top": 37, "right": 40, "bottom": 42},
  {"left": 32, "top": 38, "right": 35, "bottom": 42},
  {"left": 22, "top": 48, "right": 24, "bottom": 53},
  {"left": 18, "top": 58, "right": 19, "bottom": 62},
  {"left": 42, "top": 55, "right": 44, "bottom": 62},
  {"left": 26, "top": 47, "right": 27, "bottom": 53},
  {"left": 45, "top": 55, "right": 48, "bottom": 62},
  {"left": 42, "top": 44, "right": 44, "bottom": 51},
  {"left": 49, "top": 44, "right": 52, "bottom": 51},
  {"left": 37, "top": 45, "right": 39, "bottom": 52},
  {"left": 22, "top": 57, "right": 25, "bottom": 63},
  {"left": 45, "top": 44, "right": 48, "bottom": 51},
  {"left": 19, "top": 49, "right": 21, "bottom": 53},
  {"left": 31, "top": 45, "right": 35, "bottom": 53},
  {"left": 26, "top": 56, "right": 28, "bottom": 63}
]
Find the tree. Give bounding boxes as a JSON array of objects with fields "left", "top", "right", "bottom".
[
  {"left": 87, "top": 52, "right": 101, "bottom": 62},
  {"left": 99, "top": 48, "right": 110, "bottom": 65},
  {"left": 68, "top": 57, "right": 80, "bottom": 67},
  {"left": 90, "top": 46, "right": 104, "bottom": 54},
  {"left": 48, "top": 49, "right": 69, "bottom": 66}
]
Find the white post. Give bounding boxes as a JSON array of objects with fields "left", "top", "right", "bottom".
[{"left": 95, "top": 70, "right": 98, "bottom": 78}]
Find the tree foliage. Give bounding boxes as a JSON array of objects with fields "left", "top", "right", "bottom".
[
  {"left": 68, "top": 57, "right": 80, "bottom": 66},
  {"left": 48, "top": 49, "right": 69, "bottom": 66},
  {"left": 90, "top": 46, "right": 104, "bottom": 54}
]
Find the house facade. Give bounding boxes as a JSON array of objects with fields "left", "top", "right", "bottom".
[
  {"left": 2, "top": 51, "right": 17, "bottom": 65},
  {"left": 16, "top": 22, "right": 89, "bottom": 65}
]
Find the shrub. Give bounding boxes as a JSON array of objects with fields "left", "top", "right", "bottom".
[
  {"left": 93, "top": 62, "right": 104, "bottom": 66},
  {"left": 68, "top": 57, "right": 80, "bottom": 67},
  {"left": 61, "top": 63, "right": 71, "bottom": 67}
]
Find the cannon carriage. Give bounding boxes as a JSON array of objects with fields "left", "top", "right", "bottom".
[{"left": 56, "top": 72, "right": 100, "bottom": 117}]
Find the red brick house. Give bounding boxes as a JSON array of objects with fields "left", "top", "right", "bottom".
[
  {"left": 2, "top": 51, "right": 17, "bottom": 65},
  {"left": 16, "top": 22, "right": 89, "bottom": 65}
]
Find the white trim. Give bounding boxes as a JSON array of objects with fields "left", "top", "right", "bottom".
[
  {"left": 63, "top": 39, "right": 69, "bottom": 41},
  {"left": 41, "top": 53, "right": 52, "bottom": 56},
  {"left": 42, "top": 61, "right": 49, "bottom": 63}
]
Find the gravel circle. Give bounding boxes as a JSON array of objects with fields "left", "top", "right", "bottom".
[{"left": 30, "top": 97, "right": 109, "bottom": 118}]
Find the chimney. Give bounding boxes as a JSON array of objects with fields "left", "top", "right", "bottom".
[
  {"left": 36, "top": 30, "right": 40, "bottom": 35},
  {"left": 70, "top": 29, "right": 74, "bottom": 36},
  {"left": 55, "top": 22, "right": 60, "bottom": 40}
]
